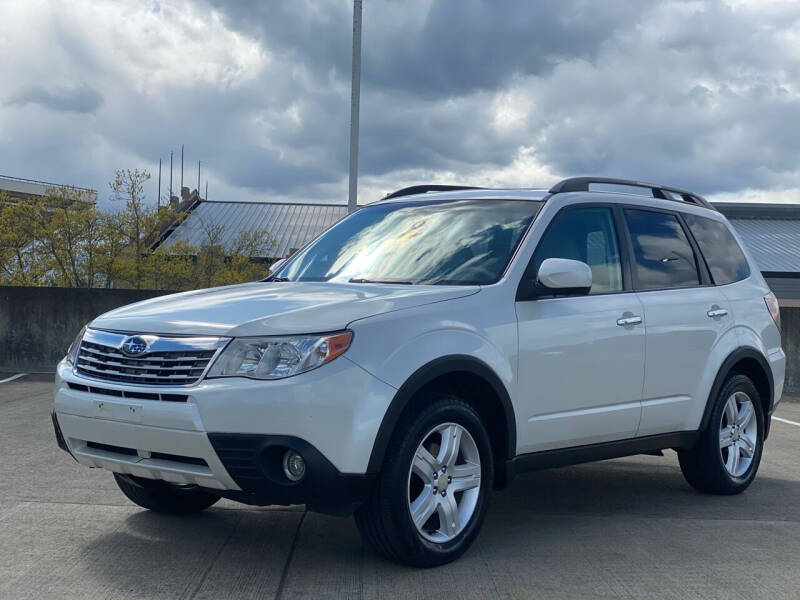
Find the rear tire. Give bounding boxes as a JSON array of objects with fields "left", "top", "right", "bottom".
[
  {"left": 678, "top": 374, "right": 764, "bottom": 494},
  {"left": 114, "top": 474, "right": 220, "bottom": 514},
  {"left": 355, "top": 393, "right": 494, "bottom": 567}
]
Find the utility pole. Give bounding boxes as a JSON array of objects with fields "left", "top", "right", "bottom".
[
  {"left": 180, "top": 144, "right": 184, "bottom": 194},
  {"left": 197, "top": 160, "right": 201, "bottom": 195},
  {"left": 157, "top": 158, "right": 162, "bottom": 209},
  {"left": 205, "top": 180, "right": 208, "bottom": 202},
  {"left": 169, "top": 151, "right": 173, "bottom": 203},
  {"left": 347, "top": 0, "right": 362, "bottom": 214}
]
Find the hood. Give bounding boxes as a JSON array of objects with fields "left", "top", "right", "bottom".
[{"left": 90, "top": 281, "right": 480, "bottom": 336}]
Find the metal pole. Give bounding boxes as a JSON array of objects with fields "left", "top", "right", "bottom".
[
  {"left": 205, "top": 181, "right": 208, "bottom": 202},
  {"left": 347, "top": 0, "right": 362, "bottom": 214},
  {"left": 157, "top": 158, "right": 161, "bottom": 209},
  {"left": 169, "top": 151, "right": 173, "bottom": 202},
  {"left": 180, "top": 144, "right": 184, "bottom": 194},
  {"left": 198, "top": 160, "right": 201, "bottom": 194}
]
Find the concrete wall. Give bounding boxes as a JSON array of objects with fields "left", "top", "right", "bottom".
[
  {"left": 0, "top": 285, "right": 798, "bottom": 395},
  {"left": 781, "top": 307, "right": 799, "bottom": 395},
  {"left": 0, "top": 286, "right": 170, "bottom": 372}
]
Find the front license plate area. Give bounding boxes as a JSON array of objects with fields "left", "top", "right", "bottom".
[{"left": 93, "top": 400, "right": 143, "bottom": 423}]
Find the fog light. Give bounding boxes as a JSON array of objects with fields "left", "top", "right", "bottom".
[{"left": 282, "top": 450, "right": 306, "bottom": 482}]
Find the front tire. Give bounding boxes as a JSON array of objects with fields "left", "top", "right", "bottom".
[
  {"left": 678, "top": 374, "right": 764, "bottom": 494},
  {"left": 114, "top": 474, "right": 220, "bottom": 514},
  {"left": 355, "top": 394, "right": 493, "bottom": 567}
]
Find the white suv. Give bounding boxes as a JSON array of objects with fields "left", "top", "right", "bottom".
[{"left": 52, "top": 177, "right": 785, "bottom": 567}]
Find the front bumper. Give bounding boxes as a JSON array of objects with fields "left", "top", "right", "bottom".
[{"left": 53, "top": 356, "right": 396, "bottom": 513}]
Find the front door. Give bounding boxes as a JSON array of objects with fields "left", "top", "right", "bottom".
[{"left": 515, "top": 205, "right": 645, "bottom": 453}]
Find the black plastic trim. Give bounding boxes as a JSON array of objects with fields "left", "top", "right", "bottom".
[
  {"left": 382, "top": 184, "right": 485, "bottom": 200},
  {"left": 208, "top": 433, "right": 374, "bottom": 516},
  {"left": 505, "top": 431, "right": 700, "bottom": 482},
  {"left": 366, "top": 355, "right": 516, "bottom": 474},
  {"left": 67, "top": 381, "right": 188, "bottom": 402},
  {"left": 51, "top": 411, "right": 77, "bottom": 461},
  {"left": 699, "top": 347, "right": 774, "bottom": 432}
]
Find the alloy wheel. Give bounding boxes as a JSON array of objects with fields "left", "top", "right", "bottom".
[
  {"left": 719, "top": 391, "right": 758, "bottom": 478},
  {"left": 406, "top": 422, "right": 481, "bottom": 543}
]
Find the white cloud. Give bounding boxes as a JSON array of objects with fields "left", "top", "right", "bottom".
[{"left": 1, "top": 0, "right": 800, "bottom": 209}]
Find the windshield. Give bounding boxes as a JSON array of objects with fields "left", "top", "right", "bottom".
[{"left": 276, "top": 199, "right": 542, "bottom": 285}]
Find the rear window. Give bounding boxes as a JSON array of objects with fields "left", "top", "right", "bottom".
[
  {"left": 624, "top": 209, "right": 700, "bottom": 290},
  {"left": 683, "top": 214, "right": 750, "bottom": 285}
]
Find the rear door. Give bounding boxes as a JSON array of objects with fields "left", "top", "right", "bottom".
[{"left": 622, "top": 207, "right": 733, "bottom": 436}]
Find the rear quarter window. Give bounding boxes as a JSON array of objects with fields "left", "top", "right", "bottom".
[{"left": 683, "top": 214, "right": 750, "bottom": 285}]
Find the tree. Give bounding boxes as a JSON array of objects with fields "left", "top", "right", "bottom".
[
  {"left": 0, "top": 191, "right": 41, "bottom": 285},
  {"left": 109, "top": 169, "right": 158, "bottom": 289},
  {"left": 0, "top": 169, "right": 276, "bottom": 291}
]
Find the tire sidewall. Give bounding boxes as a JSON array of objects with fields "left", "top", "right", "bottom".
[
  {"left": 385, "top": 396, "right": 494, "bottom": 565},
  {"left": 710, "top": 375, "right": 764, "bottom": 487}
]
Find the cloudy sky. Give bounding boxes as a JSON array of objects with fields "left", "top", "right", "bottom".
[{"left": 1, "top": 0, "right": 799, "bottom": 208}]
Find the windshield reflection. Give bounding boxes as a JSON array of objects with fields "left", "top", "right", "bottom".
[{"left": 278, "top": 199, "right": 541, "bottom": 285}]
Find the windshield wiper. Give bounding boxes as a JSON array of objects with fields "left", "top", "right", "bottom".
[
  {"left": 348, "top": 278, "right": 414, "bottom": 285},
  {"left": 263, "top": 276, "right": 290, "bottom": 282}
]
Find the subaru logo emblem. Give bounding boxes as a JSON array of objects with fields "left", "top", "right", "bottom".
[{"left": 121, "top": 336, "right": 149, "bottom": 357}]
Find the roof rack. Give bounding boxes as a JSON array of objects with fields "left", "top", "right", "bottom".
[
  {"left": 549, "top": 177, "right": 716, "bottom": 211},
  {"left": 382, "top": 184, "right": 485, "bottom": 200}
]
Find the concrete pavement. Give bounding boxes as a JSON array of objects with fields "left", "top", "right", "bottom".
[{"left": 2, "top": 379, "right": 799, "bottom": 599}]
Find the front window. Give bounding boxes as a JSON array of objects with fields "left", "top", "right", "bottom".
[
  {"left": 530, "top": 207, "right": 623, "bottom": 294},
  {"left": 276, "top": 199, "right": 542, "bottom": 285}
]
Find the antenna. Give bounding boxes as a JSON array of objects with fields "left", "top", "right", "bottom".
[
  {"left": 157, "top": 158, "right": 161, "bottom": 209},
  {"left": 169, "top": 151, "right": 173, "bottom": 202}
]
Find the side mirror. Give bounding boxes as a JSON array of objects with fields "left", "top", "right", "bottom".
[
  {"left": 534, "top": 258, "right": 592, "bottom": 297},
  {"left": 268, "top": 258, "right": 286, "bottom": 274}
]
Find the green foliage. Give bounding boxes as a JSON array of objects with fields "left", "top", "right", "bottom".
[{"left": 0, "top": 170, "right": 275, "bottom": 290}]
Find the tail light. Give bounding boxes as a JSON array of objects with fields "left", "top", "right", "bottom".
[{"left": 764, "top": 292, "right": 781, "bottom": 329}]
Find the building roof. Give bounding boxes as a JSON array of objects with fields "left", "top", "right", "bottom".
[
  {"left": 0, "top": 174, "right": 97, "bottom": 202},
  {"left": 713, "top": 203, "right": 800, "bottom": 274},
  {"left": 157, "top": 195, "right": 800, "bottom": 273},
  {"left": 159, "top": 200, "right": 349, "bottom": 259}
]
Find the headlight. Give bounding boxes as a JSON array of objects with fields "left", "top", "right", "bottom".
[
  {"left": 206, "top": 331, "right": 353, "bottom": 380},
  {"left": 65, "top": 325, "right": 88, "bottom": 365}
]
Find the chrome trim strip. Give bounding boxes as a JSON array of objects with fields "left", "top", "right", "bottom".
[
  {"left": 83, "top": 328, "right": 227, "bottom": 353},
  {"left": 79, "top": 345, "right": 213, "bottom": 363},
  {"left": 76, "top": 364, "right": 199, "bottom": 381},
  {"left": 77, "top": 354, "right": 206, "bottom": 372}
]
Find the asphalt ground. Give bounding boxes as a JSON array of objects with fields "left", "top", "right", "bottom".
[{"left": 1, "top": 378, "right": 799, "bottom": 599}]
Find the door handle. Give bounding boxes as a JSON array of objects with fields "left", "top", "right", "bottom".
[
  {"left": 616, "top": 316, "right": 642, "bottom": 326},
  {"left": 707, "top": 309, "right": 728, "bottom": 318}
]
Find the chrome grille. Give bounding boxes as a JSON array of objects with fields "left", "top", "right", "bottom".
[{"left": 75, "top": 329, "right": 228, "bottom": 386}]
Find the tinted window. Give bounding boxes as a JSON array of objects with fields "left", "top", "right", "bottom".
[
  {"left": 624, "top": 209, "right": 700, "bottom": 290},
  {"left": 278, "top": 199, "right": 541, "bottom": 285},
  {"left": 683, "top": 214, "right": 750, "bottom": 285},
  {"left": 532, "top": 207, "right": 622, "bottom": 294}
]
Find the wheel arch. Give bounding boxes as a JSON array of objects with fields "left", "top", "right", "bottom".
[
  {"left": 366, "top": 355, "right": 517, "bottom": 488},
  {"left": 700, "top": 347, "right": 773, "bottom": 433}
]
